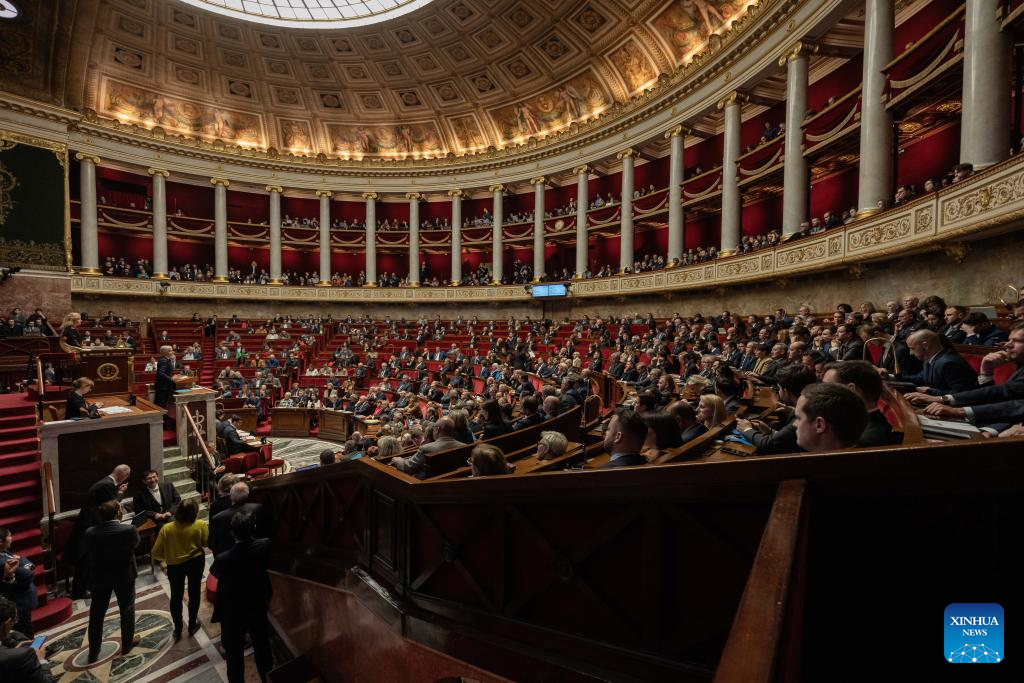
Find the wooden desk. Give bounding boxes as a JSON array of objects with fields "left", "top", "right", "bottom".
[
  {"left": 40, "top": 395, "right": 164, "bottom": 514},
  {"left": 271, "top": 407, "right": 312, "bottom": 437},
  {"left": 319, "top": 410, "right": 352, "bottom": 442},
  {"left": 225, "top": 406, "right": 259, "bottom": 434}
]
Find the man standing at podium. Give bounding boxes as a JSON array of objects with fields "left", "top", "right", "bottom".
[{"left": 154, "top": 346, "right": 177, "bottom": 409}]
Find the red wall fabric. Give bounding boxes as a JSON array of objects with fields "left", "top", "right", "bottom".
[
  {"left": 810, "top": 167, "right": 858, "bottom": 220},
  {"left": 808, "top": 56, "right": 863, "bottom": 112},
  {"left": 895, "top": 0, "right": 963, "bottom": 51},
  {"left": 166, "top": 181, "right": 213, "bottom": 217},
  {"left": 898, "top": 122, "right": 960, "bottom": 190},
  {"left": 685, "top": 214, "right": 719, "bottom": 249},
  {"left": 742, "top": 195, "right": 783, "bottom": 236}
]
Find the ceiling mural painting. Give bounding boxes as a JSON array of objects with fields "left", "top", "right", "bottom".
[{"left": 71, "top": 0, "right": 764, "bottom": 159}]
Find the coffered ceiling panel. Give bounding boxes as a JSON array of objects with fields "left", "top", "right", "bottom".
[{"left": 71, "top": 0, "right": 761, "bottom": 158}]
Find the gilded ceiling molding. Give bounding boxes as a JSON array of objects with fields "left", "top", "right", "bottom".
[
  {"left": 266, "top": 185, "right": 284, "bottom": 193},
  {"left": 572, "top": 164, "right": 590, "bottom": 176},
  {"left": 616, "top": 148, "right": 637, "bottom": 160}
]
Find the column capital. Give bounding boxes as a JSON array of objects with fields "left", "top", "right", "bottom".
[
  {"left": 74, "top": 152, "right": 101, "bottom": 165},
  {"left": 405, "top": 192, "right": 423, "bottom": 200},
  {"left": 315, "top": 190, "right": 333, "bottom": 199},
  {"left": 616, "top": 148, "right": 637, "bottom": 161},
  {"left": 361, "top": 192, "right": 378, "bottom": 200},
  {"left": 265, "top": 185, "right": 283, "bottom": 194},
  {"left": 447, "top": 189, "right": 464, "bottom": 198},
  {"left": 488, "top": 184, "right": 504, "bottom": 193},
  {"left": 664, "top": 124, "right": 691, "bottom": 139},
  {"left": 210, "top": 178, "right": 231, "bottom": 187},
  {"left": 572, "top": 164, "right": 590, "bottom": 176},
  {"left": 530, "top": 176, "right": 546, "bottom": 186},
  {"left": 778, "top": 41, "right": 817, "bottom": 67},
  {"left": 717, "top": 91, "right": 748, "bottom": 110},
  {"left": 147, "top": 167, "right": 170, "bottom": 177}
]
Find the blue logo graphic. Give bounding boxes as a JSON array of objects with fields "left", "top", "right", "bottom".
[{"left": 944, "top": 603, "right": 1003, "bottom": 663}]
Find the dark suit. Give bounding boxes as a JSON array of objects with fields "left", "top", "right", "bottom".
[
  {"left": 221, "top": 423, "right": 250, "bottom": 455},
  {"left": 132, "top": 482, "right": 180, "bottom": 525},
  {"left": 209, "top": 502, "right": 271, "bottom": 555},
  {"left": 601, "top": 453, "right": 647, "bottom": 469},
  {"left": 512, "top": 412, "right": 543, "bottom": 431},
  {"left": 900, "top": 349, "right": 978, "bottom": 394},
  {"left": 391, "top": 436, "right": 463, "bottom": 479},
  {"left": 210, "top": 538, "right": 273, "bottom": 682},
  {"left": 941, "top": 324, "right": 966, "bottom": 344},
  {"left": 69, "top": 476, "right": 120, "bottom": 598},
  {"left": 681, "top": 423, "right": 708, "bottom": 443},
  {"left": 858, "top": 410, "right": 902, "bottom": 447},
  {"left": 483, "top": 421, "right": 513, "bottom": 439},
  {"left": 835, "top": 339, "right": 865, "bottom": 362},
  {"left": 84, "top": 521, "right": 139, "bottom": 659},
  {"left": 749, "top": 421, "right": 799, "bottom": 455},
  {"left": 0, "top": 642, "right": 56, "bottom": 683},
  {"left": 950, "top": 366, "right": 1024, "bottom": 407},
  {"left": 0, "top": 552, "right": 38, "bottom": 636},
  {"left": 154, "top": 356, "right": 177, "bottom": 408},
  {"left": 65, "top": 391, "right": 93, "bottom": 419}
]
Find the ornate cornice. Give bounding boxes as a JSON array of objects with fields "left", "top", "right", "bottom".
[
  {"left": 717, "top": 91, "right": 750, "bottom": 110},
  {"left": 530, "top": 177, "right": 547, "bottom": 186},
  {"left": 616, "top": 148, "right": 637, "bottom": 161}
]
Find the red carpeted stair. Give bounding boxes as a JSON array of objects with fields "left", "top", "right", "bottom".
[
  {"left": 200, "top": 336, "right": 216, "bottom": 386},
  {"left": 0, "top": 393, "right": 72, "bottom": 631}
]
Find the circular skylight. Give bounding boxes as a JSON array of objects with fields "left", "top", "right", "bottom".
[{"left": 177, "top": 0, "right": 437, "bottom": 29}]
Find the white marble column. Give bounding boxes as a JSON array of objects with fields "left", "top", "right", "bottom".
[
  {"left": 148, "top": 167, "right": 169, "bottom": 279},
  {"left": 211, "top": 178, "right": 229, "bottom": 282},
  {"left": 490, "top": 184, "right": 504, "bottom": 284},
  {"left": 961, "top": 0, "right": 1011, "bottom": 169},
  {"left": 532, "top": 177, "right": 545, "bottom": 281},
  {"left": 363, "top": 192, "right": 377, "bottom": 286},
  {"left": 75, "top": 153, "right": 101, "bottom": 275},
  {"left": 718, "top": 92, "right": 744, "bottom": 255},
  {"left": 316, "top": 190, "right": 332, "bottom": 286},
  {"left": 267, "top": 186, "right": 283, "bottom": 285},
  {"left": 665, "top": 127, "right": 685, "bottom": 265},
  {"left": 407, "top": 192, "right": 421, "bottom": 286},
  {"left": 617, "top": 149, "right": 636, "bottom": 272},
  {"left": 857, "top": 0, "right": 894, "bottom": 214},
  {"left": 781, "top": 43, "right": 811, "bottom": 238},
  {"left": 448, "top": 190, "right": 463, "bottom": 285},
  {"left": 573, "top": 165, "right": 589, "bottom": 277}
]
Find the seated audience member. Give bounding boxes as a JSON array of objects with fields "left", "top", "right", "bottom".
[
  {"left": 220, "top": 415, "right": 252, "bottom": 455},
  {"left": 894, "top": 329, "right": 977, "bottom": 393},
  {"left": 822, "top": 361, "right": 900, "bottom": 446},
  {"left": 133, "top": 469, "right": 181, "bottom": 526},
  {"left": 469, "top": 444, "right": 509, "bottom": 477},
  {"left": 449, "top": 409, "right": 476, "bottom": 445},
  {"left": 641, "top": 410, "right": 684, "bottom": 460},
  {"left": 390, "top": 417, "right": 462, "bottom": 479},
  {"left": 961, "top": 312, "right": 1008, "bottom": 346},
  {"left": 375, "top": 436, "right": 401, "bottom": 460},
  {"left": 0, "top": 596, "right": 55, "bottom": 682},
  {"left": 512, "top": 395, "right": 543, "bottom": 430},
  {"left": 793, "top": 383, "right": 868, "bottom": 452},
  {"left": 481, "top": 399, "right": 513, "bottom": 438},
  {"left": 0, "top": 528, "right": 37, "bottom": 637},
  {"left": 696, "top": 394, "right": 728, "bottom": 430},
  {"left": 318, "top": 449, "right": 337, "bottom": 466},
  {"left": 737, "top": 365, "right": 817, "bottom": 454},
  {"left": 535, "top": 430, "right": 569, "bottom": 462},
  {"left": 832, "top": 324, "right": 865, "bottom": 361},
  {"left": 907, "top": 322, "right": 1024, "bottom": 430},
  {"left": 600, "top": 408, "right": 649, "bottom": 469},
  {"left": 941, "top": 306, "right": 968, "bottom": 344},
  {"left": 667, "top": 400, "right": 707, "bottom": 443}
]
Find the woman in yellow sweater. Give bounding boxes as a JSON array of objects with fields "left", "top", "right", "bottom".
[{"left": 152, "top": 497, "right": 208, "bottom": 640}]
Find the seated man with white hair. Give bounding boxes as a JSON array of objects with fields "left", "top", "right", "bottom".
[
  {"left": 535, "top": 431, "right": 568, "bottom": 462},
  {"left": 208, "top": 482, "right": 271, "bottom": 554}
]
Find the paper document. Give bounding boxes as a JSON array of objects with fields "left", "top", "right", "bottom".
[{"left": 99, "top": 406, "right": 132, "bottom": 415}]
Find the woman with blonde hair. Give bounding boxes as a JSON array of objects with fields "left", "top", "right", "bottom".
[{"left": 696, "top": 393, "right": 728, "bottom": 429}]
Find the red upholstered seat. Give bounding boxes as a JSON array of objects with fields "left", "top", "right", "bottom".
[
  {"left": 223, "top": 455, "right": 245, "bottom": 474},
  {"left": 242, "top": 450, "right": 269, "bottom": 477},
  {"left": 205, "top": 574, "right": 217, "bottom": 603}
]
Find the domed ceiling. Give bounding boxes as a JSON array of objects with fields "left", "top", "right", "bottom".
[{"left": 74, "top": 0, "right": 760, "bottom": 158}]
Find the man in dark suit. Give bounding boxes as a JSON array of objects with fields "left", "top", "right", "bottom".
[
  {"left": 221, "top": 416, "right": 252, "bottom": 456},
  {"left": 823, "top": 361, "right": 901, "bottom": 447},
  {"left": 941, "top": 306, "right": 967, "bottom": 344},
  {"left": 908, "top": 323, "right": 1024, "bottom": 426},
  {"left": 84, "top": 500, "right": 139, "bottom": 663},
  {"left": 736, "top": 365, "right": 818, "bottom": 454},
  {"left": 154, "top": 346, "right": 178, "bottom": 409},
  {"left": 70, "top": 465, "right": 131, "bottom": 599},
  {"left": 209, "top": 482, "right": 271, "bottom": 555},
  {"left": 390, "top": 417, "right": 463, "bottom": 479},
  {"left": 600, "top": 408, "right": 648, "bottom": 468},
  {"left": 559, "top": 376, "right": 583, "bottom": 410},
  {"left": 0, "top": 597, "right": 55, "bottom": 682},
  {"left": 132, "top": 470, "right": 180, "bottom": 527},
  {"left": 1, "top": 528, "right": 38, "bottom": 637},
  {"left": 832, "top": 324, "right": 865, "bottom": 361},
  {"left": 512, "top": 395, "right": 544, "bottom": 430},
  {"left": 898, "top": 330, "right": 977, "bottom": 393},
  {"left": 210, "top": 511, "right": 273, "bottom": 683}
]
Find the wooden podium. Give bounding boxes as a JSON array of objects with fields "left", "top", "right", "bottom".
[{"left": 77, "top": 347, "right": 134, "bottom": 395}]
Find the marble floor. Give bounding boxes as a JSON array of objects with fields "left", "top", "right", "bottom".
[
  {"left": 267, "top": 436, "right": 344, "bottom": 471},
  {"left": 38, "top": 555, "right": 273, "bottom": 683}
]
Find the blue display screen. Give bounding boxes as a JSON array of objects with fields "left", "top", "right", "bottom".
[{"left": 532, "top": 283, "right": 568, "bottom": 298}]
